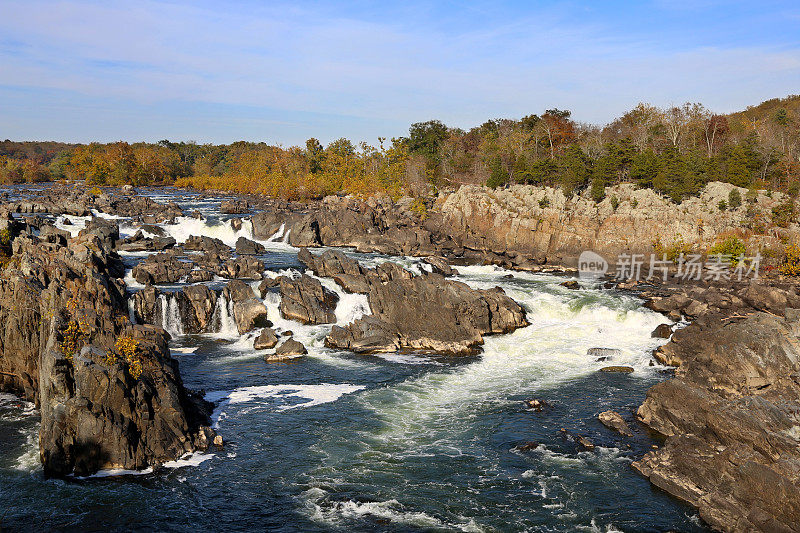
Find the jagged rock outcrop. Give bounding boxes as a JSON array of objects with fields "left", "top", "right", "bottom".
[
  {"left": 235, "top": 236, "right": 266, "bottom": 255},
  {"left": 301, "top": 250, "right": 529, "bottom": 355},
  {"left": 279, "top": 275, "right": 339, "bottom": 324},
  {"left": 440, "top": 183, "right": 790, "bottom": 267},
  {"left": 0, "top": 225, "right": 213, "bottom": 477},
  {"left": 220, "top": 199, "right": 248, "bottom": 214},
  {"left": 633, "top": 313, "right": 800, "bottom": 532},
  {"left": 132, "top": 250, "right": 194, "bottom": 285}
]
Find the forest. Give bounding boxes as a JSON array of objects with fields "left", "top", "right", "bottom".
[{"left": 2, "top": 95, "right": 799, "bottom": 203}]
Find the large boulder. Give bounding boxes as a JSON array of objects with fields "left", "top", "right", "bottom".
[
  {"left": 235, "top": 236, "right": 266, "bottom": 255},
  {"left": 232, "top": 298, "right": 270, "bottom": 334},
  {"left": 325, "top": 261, "right": 528, "bottom": 355},
  {"left": 131, "top": 250, "right": 194, "bottom": 285},
  {"left": 279, "top": 275, "right": 339, "bottom": 324},
  {"left": 253, "top": 328, "right": 279, "bottom": 350}
]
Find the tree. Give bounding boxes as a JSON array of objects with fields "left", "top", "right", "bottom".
[
  {"left": 630, "top": 149, "right": 659, "bottom": 188},
  {"left": 541, "top": 109, "right": 575, "bottom": 159},
  {"left": 407, "top": 120, "right": 449, "bottom": 159},
  {"left": 703, "top": 114, "right": 729, "bottom": 157},
  {"left": 559, "top": 144, "right": 590, "bottom": 195}
]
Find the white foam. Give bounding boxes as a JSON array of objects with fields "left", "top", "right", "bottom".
[
  {"left": 162, "top": 451, "right": 214, "bottom": 469},
  {"left": 303, "top": 488, "right": 484, "bottom": 532},
  {"left": 159, "top": 216, "right": 295, "bottom": 251},
  {"left": 205, "top": 383, "right": 365, "bottom": 428},
  {"left": 75, "top": 467, "right": 154, "bottom": 479},
  {"left": 171, "top": 346, "right": 199, "bottom": 354}
]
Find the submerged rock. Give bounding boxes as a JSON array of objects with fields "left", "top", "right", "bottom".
[
  {"left": 587, "top": 348, "right": 621, "bottom": 358},
  {"left": 272, "top": 337, "right": 307, "bottom": 358},
  {"left": 598, "top": 410, "right": 633, "bottom": 437},
  {"left": 599, "top": 366, "right": 634, "bottom": 373}
]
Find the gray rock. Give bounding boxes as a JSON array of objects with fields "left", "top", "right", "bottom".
[
  {"left": 253, "top": 328, "right": 279, "bottom": 350},
  {"left": 598, "top": 410, "right": 633, "bottom": 436}
]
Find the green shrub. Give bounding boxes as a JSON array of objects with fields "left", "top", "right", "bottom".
[
  {"left": 728, "top": 188, "right": 742, "bottom": 209},
  {"left": 772, "top": 201, "right": 796, "bottom": 228},
  {"left": 718, "top": 200, "right": 727, "bottom": 211},
  {"left": 538, "top": 197, "right": 550, "bottom": 209},
  {"left": 610, "top": 195, "right": 619, "bottom": 210},
  {"left": 630, "top": 198, "right": 638, "bottom": 208},
  {"left": 707, "top": 236, "right": 746, "bottom": 263}
]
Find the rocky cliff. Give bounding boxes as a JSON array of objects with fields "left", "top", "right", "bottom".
[{"left": 0, "top": 219, "right": 214, "bottom": 477}]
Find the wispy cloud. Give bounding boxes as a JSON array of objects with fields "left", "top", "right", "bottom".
[{"left": 0, "top": 0, "right": 798, "bottom": 144}]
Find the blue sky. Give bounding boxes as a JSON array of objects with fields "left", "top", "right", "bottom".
[{"left": 1, "top": 0, "right": 798, "bottom": 145}]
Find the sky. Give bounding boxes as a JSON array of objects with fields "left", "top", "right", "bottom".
[{"left": 1, "top": 0, "right": 799, "bottom": 145}]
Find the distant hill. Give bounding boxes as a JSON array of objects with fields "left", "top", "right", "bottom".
[
  {"left": 727, "top": 94, "right": 800, "bottom": 124},
  {"left": 0, "top": 140, "right": 79, "bottom": 164}
]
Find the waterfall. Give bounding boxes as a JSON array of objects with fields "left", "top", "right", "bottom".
[
  {"left": 267, "top": 223, "right": 285, "bottom": 242},
  {"left": 128, "top": 299, "right": 137, "bottom": 325},
  {"left": 158, "top": 294, "right": 184, "bottom": 337},
  {"left": 211, "top": 295, "right": 238, "bottom": 337},
  {"left": 281, "top": 228, "right": 291, "bottom": 243}
]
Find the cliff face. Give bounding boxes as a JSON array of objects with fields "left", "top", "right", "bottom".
[
  {"left": 0, "top": 223, "right": 214, "bottom": 477},
  {"left": 440, "top": 182, "right": 791, "bottom": 265}
]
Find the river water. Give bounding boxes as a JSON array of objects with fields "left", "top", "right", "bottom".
[{"left": 0, "top": 188, "right": 708, "bottom": 532}]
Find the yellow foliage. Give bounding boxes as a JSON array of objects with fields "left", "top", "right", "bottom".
[
  {"left": 114, "top": 335, "right": 143, "bottom": 379},
  {"left": 779, "top": 244, "right": 800, "bottom": 276}
]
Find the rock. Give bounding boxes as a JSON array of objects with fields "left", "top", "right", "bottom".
[
  {"left": 132, "top": 250, "right": 194, "bottom": 285},
  {"left": 560, "top": 280, "right": 580, "bottom": 289},
  {"left": 222, "top": 255, "right": 265, "bottom": 279},
  {"left": 587, "top": 348, "right": 621, "bottom": 358},
  {"left": 599, "top": 365, "right": 634, "bottom": 373},
  {"left": 232, "top": 298, "right": 270, "bottom": 334},
  {"left": 577, "top": 436, "right": 595, "bottom": 450},
  {"left": 222, "top": 279, "right": 255, "bottom": 303},
  {"left": 184, "top": 235, "right": 230, "bottom": 255},
  {"left": 273, "top": 337, "right": 307, "bottom": 358},
  {"left": 298, "top": 248, "right": 371, "bottom": 293},
  {"left": 527, "top": 398, "right": 551, "bottom": 411},
  {"left": 651, "top": 323, "right": 672, "bottom": 338},
  {"left": 257, "top": 277, "right": 279, "bottom": 298},
  {"left": 181, "top": 284, "right": 218, "bottom": 332},
  {"left": 253, "top": 328, "right": 279, "bottom": 350},
  {"left": 633, "top": 313, "right": 800, "bottom": 532},
  {"left": 326, "top": 261, "right": 528, "bottom": 355},
  {"left": 279, "top": 275, "right": 339, "bottom": 324},
  {"left": 220, "top": 199, "right": 248, "bottom": 214},
  {"left": 598, "top": 410, "right": 633, "bottom": 436},
  {"left": 0, "top": 233, "right": 213, "bottom": 477},
  {"left": 230, "top": 218, "right": 243, "bottom": 231},
  {"left": 235, "top": 236, "right": 266, "bottom": 255},
  {"left": 423, "top": 256, "right": 455, "bottom": 276}
]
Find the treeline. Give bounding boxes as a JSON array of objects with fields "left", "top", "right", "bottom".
[{"left": 1, "top": 96, "right": 799, "bottom": 203}]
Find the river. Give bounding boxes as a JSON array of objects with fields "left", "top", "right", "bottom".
[{"left": 0, "top": 187, "right": 708, "bottom": 532}]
